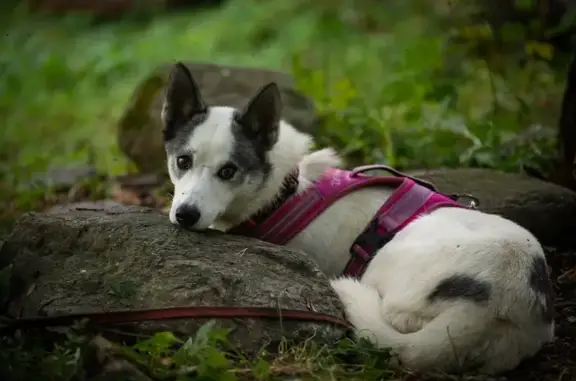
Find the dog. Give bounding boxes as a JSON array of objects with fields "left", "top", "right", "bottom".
[{"left": 161, "top": 62, "right": 555, "bottom": 375}]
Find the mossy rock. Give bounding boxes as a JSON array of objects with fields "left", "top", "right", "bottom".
[
  {"left": 1, "top": 202, "right": 346, "bottom": 353},
  {"left": 409, "top": 168, "right": 576, "bottom": 248}
]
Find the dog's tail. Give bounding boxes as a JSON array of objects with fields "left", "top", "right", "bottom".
[{"left": 330, "top": 277, "right": 499, "bottom": 373}]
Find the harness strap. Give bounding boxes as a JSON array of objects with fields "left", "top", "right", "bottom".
[
  {"left": 0, "top": 305, "right": 351, "bottom": 331},
  {"left": 247, "top": 168, "right": 407, "bottom": 245},
  {"left": 343, "top": 179, "right": 468, "bottom": 277},
  {"left": 230, "top": 164, "right": 474, "bottom": 279}
]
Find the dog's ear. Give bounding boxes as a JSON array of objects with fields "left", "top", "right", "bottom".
[
  {"left": 162, "top": 62, "right": 206, "bottom": 141},
  {"left": 236, "top": 82, "right": 282, "bottom": 149}
]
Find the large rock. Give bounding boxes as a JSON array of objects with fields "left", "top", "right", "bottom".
[
  {"left": 0, "top": 202, "right": 345, "bottom": 353},
  {"left": 408, "top": 168, "right": 576, "bottom": 248},
  {"left": 117, "top": 63, "right": 320, "bottom": 174}
]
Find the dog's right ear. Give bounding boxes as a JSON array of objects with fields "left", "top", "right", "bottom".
[
  {"left": 162, "top": 62, "right": 206, "bottom": 141},
  {"left": 235, "top": 82, "right": 282, "bottom": 150}
]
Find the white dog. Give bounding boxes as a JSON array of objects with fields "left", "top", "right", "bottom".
[{"left": 161, "top": 62, "right": 555, "bottom": 374}]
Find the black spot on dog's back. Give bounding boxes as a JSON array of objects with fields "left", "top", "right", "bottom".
[
  {"left": 428, "top": 274, "right": 491, "bottom": 303},
  {"left": 528, "top": 257, "right": 555, "bottom": 323}
]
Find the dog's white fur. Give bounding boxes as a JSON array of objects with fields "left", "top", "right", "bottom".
[
  {"left": 167, "top": 107, "right": 314, "bottom": 230},
  {"left": 164, "top": 78, "right": 555, "bottom": 374}
]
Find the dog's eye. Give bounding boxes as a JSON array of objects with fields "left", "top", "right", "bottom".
[
  {"left": 176, "top": 155, "right": 193, "bottom": 170},
  {"left": 217, "top": 163, "right": 237, "bottom": 180}
]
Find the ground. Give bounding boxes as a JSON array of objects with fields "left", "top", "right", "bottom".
[
  {"left": 506, "top": 247, "right": 576, "bottom": 381},
  {"left": 0, "top": 0, "right": 574, "bottom": 380}
]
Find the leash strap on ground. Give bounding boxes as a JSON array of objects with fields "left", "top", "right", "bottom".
[{"left": 0, "top": 305, "right": 352, "bottom": 331}]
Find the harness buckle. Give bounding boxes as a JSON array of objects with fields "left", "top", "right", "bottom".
[{"left": 349, "top": 218, "right": 396, "bottom": 261}]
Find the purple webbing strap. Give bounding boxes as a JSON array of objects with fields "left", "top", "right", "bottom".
[
  {"left": 343, "top": 180, "right": 466, "bottom": 277},
  {"left": 255, "top": 168, "right": 405, "bottom": 245}
]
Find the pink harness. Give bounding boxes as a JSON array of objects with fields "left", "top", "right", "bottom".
[{"left": 230, "top": 165, "right": 472, "bottom": 277}]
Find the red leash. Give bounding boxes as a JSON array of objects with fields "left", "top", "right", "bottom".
[{"left": 0, "top": 305, "right": 351, "bottom": 330}]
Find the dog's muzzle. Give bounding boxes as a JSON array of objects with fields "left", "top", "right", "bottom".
[{"left": 175, "top": 205, "right": 201, "bottom": 228}]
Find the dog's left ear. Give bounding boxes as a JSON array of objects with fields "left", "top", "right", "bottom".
[
  {"left": 162, "top": 62, "right": 207, "bottom": 141},
  {"left": 236, "top": 82, "right": 282, "bottom": 149}
]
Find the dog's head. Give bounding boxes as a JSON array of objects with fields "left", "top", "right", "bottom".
[{"left": 161, "top": 63, "right": 283, "bottom": 230}]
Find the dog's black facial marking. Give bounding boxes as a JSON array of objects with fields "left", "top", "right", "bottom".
[
  {"left": 164, "top": 110, "right": 210, "bottom": 180},
  {"left": 228, "top": 83, "right": 281, "bottom": 185},
  {"left": 230, "top": 122, "right": 272, "bottom": 185},
  {"left": 234, "top": 82, "right": 282, "bottom": 152},
  {"left": 162, "top": 62, "right": 208, "bottom": 142},
  {"left": 428, "top": 274, "right": 491, "bottom": 303},
  {"left": 164, "top": 111, "right": 207, "bottom": 150},
  {"left": 528, "top": 257, "right": 555, "bottom": 323}
]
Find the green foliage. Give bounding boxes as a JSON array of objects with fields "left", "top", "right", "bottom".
[
  {"left": 0, "top": 321, "right": 399, "bottom": 381},
  {"left": 118, "top": 322, "right": 397, "bottom": 381},
  {"left": 124, "top": 322, "right": 235, "bottom": 380},
  {"left": 289, "top": 0, "right": 564, "bottom": 172},
  {"left": 0, "top": 0, "right": 567, "bottom": 186},
  {"left": 0, "top": 325, "right": 88, "bottom": 381}
]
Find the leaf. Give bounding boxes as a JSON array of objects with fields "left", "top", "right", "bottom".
[
  {"left": 195, "top": 347, "right": 235, "bottom": 381},
  {"left": 203, "top": 347, "right": 230, "bottom": 369},
  {"left": 525, "top": 41, "right": 554, "bottom": 61},
  {"left": 208, "top": 327, "right": 233, "bottom": 344},
  {"left": 194, "top": 320, "right": 217, "bottom": 347},
  {"left": 172, "top": 338, "right": 198, "bottom": 366},
  {"left": 133, "top": 332, "right": 179, "bottom": 356},
  {"left": 252, "top": 358, "right": 271, "bottom": 380}
]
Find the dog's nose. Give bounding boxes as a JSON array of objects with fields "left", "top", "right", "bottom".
[{"left": 175, "top": 205, "right": 201, "bottom": 228}]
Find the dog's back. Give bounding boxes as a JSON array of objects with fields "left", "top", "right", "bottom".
[
  {"left": 289, "top": 154, "right": 554, "bottom": 374},
  {"left": 294, "top": 171, "right": 555, "bottom": 373}
]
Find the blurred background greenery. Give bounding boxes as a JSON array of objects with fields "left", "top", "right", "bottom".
[{"left": 0, "top": 0, "right": 574, "bottom": 222}]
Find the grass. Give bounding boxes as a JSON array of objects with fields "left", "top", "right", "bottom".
[
  {"left": 0, "top": 1, "right": 570, "bottom": 201},
  {"left": 0, "top": 0, "right": 574, "bottom": 379},
  {"left": 1, "top": 321, "right": 403, "bottom": 381}
]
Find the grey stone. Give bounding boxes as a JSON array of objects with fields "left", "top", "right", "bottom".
[
  {"left": 0, "top": 202, "right": 346, "bottom": 354},
  {"left": 408, "top": 168, "right": 576, "bottom": 248},
  {"left": 27, "top": 165, "right": 99, "bottom": 191}
]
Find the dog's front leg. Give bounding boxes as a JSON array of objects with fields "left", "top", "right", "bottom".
[{"left": 208, "top": 223, "right": 227, "bottom": 232}]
